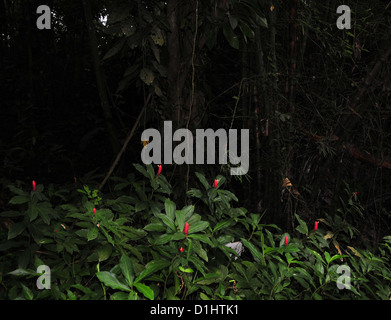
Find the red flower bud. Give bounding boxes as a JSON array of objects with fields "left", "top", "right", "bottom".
[
  {"left": 184, "top": 222, "right": 189, "bottom": 235},
  {"left": 284, "top": 236, "right": 289, "bottom": 246},
  {"left": 32, "top": 180, "right": 36, "bottom": 191},
  {"left": 157, "top": 165, "right": 162, "bottom": 176},
  {"left": 314, "top": 221, "right": 319, "bottom": 232},
  {"left": 214, "top": 179, "right": 218, "bottom": 189},
  {"left": 93, "top": 208, "right": 96, "bottom": 214},
  {"left": 180, "top": 247, "right": 184, "bottom": 253}
]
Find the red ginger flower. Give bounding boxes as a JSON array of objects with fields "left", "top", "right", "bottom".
[
  {"left": 184, "top": 222, "right": 189, "bottom": 235},
  {"left": 180, "top": 247, "right": 184, "bottom": 253},
  {"left": 93, "top": 208, "right": 96, "bottom": 214},
  {"left": 157, "top": 165, "right": 162, "bottom": 176},
  {"left": 284, "top": 236, "right": 289, "bottom": 246},
  {"left": 314, "top": 221, "right": 319, "bottom": 232},
  {"left": 214, "top": 179, "right": 218, "bottom": 189},
  {"left": 32, "top": 180, "right": 36, "bottom": 191}
]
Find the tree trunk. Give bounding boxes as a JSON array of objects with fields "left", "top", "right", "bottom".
[{"left": 82, "top": 0, "right": 120, "bottom": 155}]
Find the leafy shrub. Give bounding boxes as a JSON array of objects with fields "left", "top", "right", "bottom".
[{"left": 0, "top": 164, "right": 390, "bottom": 300}]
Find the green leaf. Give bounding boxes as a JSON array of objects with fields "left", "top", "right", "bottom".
[
  {"left": 153, "top": 233, "right": 173, "bottom": 245},
  {"left": 295, "top": 214, "right": 308, "bottom": 235},
  {"left": 21, "top": 284, "right": 34, "bottom": 300},
  {"left": 134, "top": 260, "right": 171, "bottom": 284},
  {"left": 239, "top": 20, "right": 255, "bottom": 39},
  {"left": 195, "top": 273, "right": 220, "bottom": 285},
  {"left": 189, "top": 220, "right": 209, "bottom": 234},
  {"left": 87, "top": 227, "right": 99, "bottom": 241},
  {"left": 188, "top": 234, "right": 213, "bottom": 246},
  {"left": 9, "top": 195, "right": 30, "bottom": 205},
  {"left": 324, "top": 251, "right": 331, "bottom": 264},
  {"left": 102, "top": 38, "right": 126, "bottom": 60},
  {"left": 241, "top": 238, "right": 264, "bottom": 264},
  {"left": 228, "top": 15, "right": 238, "bottom": 29},
  {"left": 133, "top": 163, "right": 150, "bottom": 179},
  {"left": 213, "top": 220, "right": 233, "bottom": 232},
  {"left": 223, "top": 24, "right": 239, "bottom": 50},
  {"left": 8, "top": 185, "right": 26, "bottom": 196},
  {"left": 195, "top": 172, "right": 211, "bottom": 190},
  {"left": 144, "top": 222, "right": 166, "bottom": 232},
  {"left": 67, "top": 290, "right": 77, "bottom": 300},
  {"left": 175, "top": 210, "right": 186, "bottom": 233},
  {"left": 8, "top": 222, "right": 26, "bottom": 240},
  {"left": 120, "top": 255, "right": 134, "bottom": 287},
  {"left": 179, "top": 266, "right": 194, "bottom": 273},
  {"left": 133, "top": 282, "right": 154, "bottom": 300},
  {"left": 157, "top": 213, "right": 176, "bottom": 231},
  {"left": 164, "top": 198, "right": 176, "bottom": 221},
  {"left": 8, "top": 268, "right": 37, "bottom": 276},
  {"left": 96, "top": 271, "right": 131, "bottom": 292}
]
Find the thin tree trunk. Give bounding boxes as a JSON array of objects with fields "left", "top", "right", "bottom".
[{"left": 82, "top": 0, "right": 120, "bottom": 155}]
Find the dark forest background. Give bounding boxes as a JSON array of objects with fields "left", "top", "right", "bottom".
[{"left": 0, "top": 0, "right": 391, "bottom": 300}]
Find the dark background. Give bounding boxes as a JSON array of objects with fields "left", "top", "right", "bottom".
[{"left": 1, "top": 0, "right": 390, "bottom": 243}]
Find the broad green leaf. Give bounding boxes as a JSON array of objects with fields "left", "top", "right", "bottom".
[
  {"left": 157, "top": 213, "right": 176, "bottom": 231},
  {"left": 96, "top": 271, "right": 131, "bottom": 292},
  {"left": 229, "top": 15, "right": 238, "bottom": 29},
  {"left": 295, "top": 214, "right": 308, "bottom": 235},
  {"left": 9, "top": 195, "right": 30, "bottom": 205},
  {"left": 223, "top": 25, "right": 239, "bottom": 50},
  {"left": 28, "top": 203, "right": 39, "bottom": 222},
  {"left": 193, "top": 241, "right": 208, "bottom": 262},
  {"left": 8, "top": 222, "right": 26, "bottom": 240},
  {"left": 188, "top": 220, "right": 209, "bottom": 234},
  {"left": 8, "top": 185, "right": 26, "bottom": 196},
  {"left": 134, "top": 282, "right": 154, "bottom": 300},
  {"left": 329, "top": 254, "right": 347, "bottom": 263},
  {"left": 241, "top": 238, "right": 264, "bottom": 264},
  {"left": 133, "top": 163, "right": 150, "bottom": 179},
  {"left": 164, "top": 198, "right": 176, "bottom": 221},
  {"left": 179, "top": 266, "right": 194, "bottom": 273},
  {"left": 175, "top": 210, "right": 186, "bottom": 233},
  {"left": 213, "top": 219, "right": 233, "bottom": 232},
  {"left": 144, "top": 222, "right": 166, "bottom": 232},
  {"left": 110, "top": 292, "right": 130, "bottom": 300},
  {"left": 21, "top": 284, "right": 34, "bottom": 300},
  {"left": 8, "top": 268, "right": 37, "bottom": 276},
  {"left": 239, "top": 20, "right": 255, "bottom": 39},
  {"left": 87, "top": 227, "right": 99, "bottom": 241},
  {"left": 67, "top": 290, "right": 77, "bottom": 300},
  {"left": 324, "top": 251, "right": 331, "bottom": 264},
  {"left": 188, "top": 234, "right": 213, "bottom": 246},
  {"left": 195, "top": 172, "right": 211, "bottom": 190},
  {"left": 134, "top": 260, "right": 171, "bottom": 284},
  {"left": 120, "top": 255, "right": 134, "bottom": 287},
  {"left": 153, "top": 233, "right": 173, "bottom": 245}
]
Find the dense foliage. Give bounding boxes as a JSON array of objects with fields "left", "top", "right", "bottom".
[
  {"left": 1, "top": 166, "right": 391, "bottom": 300},
  {"left": 1, "top": 0, "right": 390, "bottom": 300}
]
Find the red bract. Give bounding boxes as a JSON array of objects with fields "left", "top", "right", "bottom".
[
  {"left": 93, "top": 208, "right": 96, "bottom": 214},
  {"left": 284, "top": 236, "right": 289, "bottom": 246},
  {"left": 184, "top": 222, "right": 189, "bottom": 235},
  {"left": 32, "top": 180, "right": 36, "bottom": 191},
  {"left": 157, "top": 165, "right": 162, "bottom": 176},
  {"left": 314, "top": 221, "right": 319, "bottom": 232},
  {"left": 214, "top": 179, "right": 218, "bottom": 189}
]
